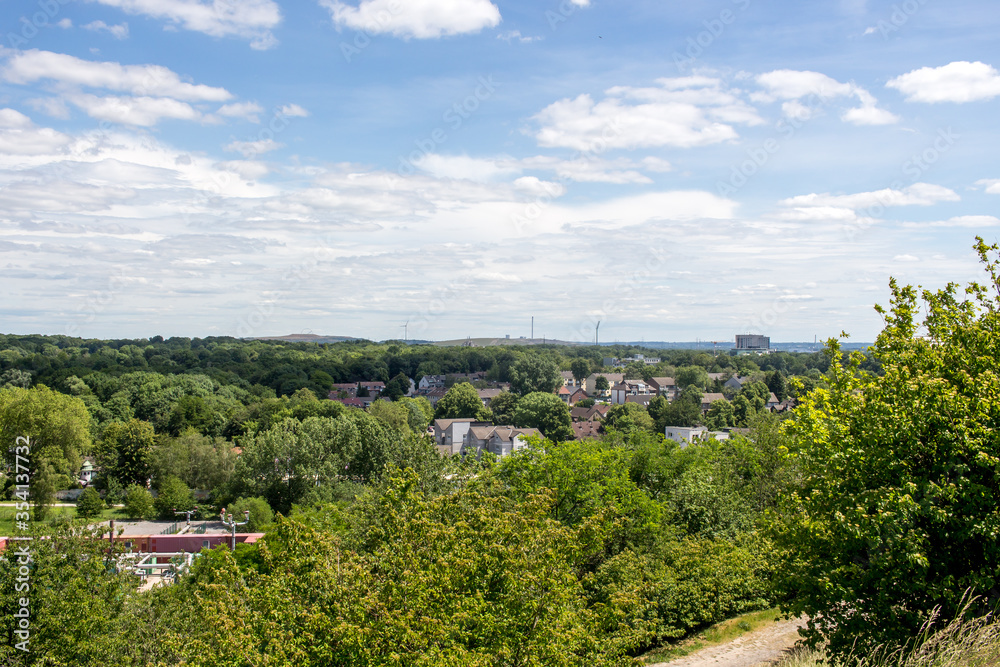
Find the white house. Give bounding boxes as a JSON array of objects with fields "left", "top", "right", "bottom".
[
  {"left": 663, "top": 426, "right": 730, "bottom": 447},
  {"left": 463, "top": 425, "right": 541, "bottom": 459}
]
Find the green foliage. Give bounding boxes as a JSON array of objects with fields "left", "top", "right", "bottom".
[
  {"left": 704, "top": 398, "right": 735, "bottom": 430},
  {"left": 123, "top": 483, "right": 154, "bottom": 519},
  {"left": 0, "top": 384, "right": 90, "bottom": 496},
  {"left": 154, "top": 475, "right": 194, "bottom": 519},
  {"left": 433, "top": 382, "right": 489, "bottom": 420},
  {"left": 509, "top": 355, "right": 562, "bottom": 396},
  {"left": 594, "top": 375, "right": 610, "bottom": 392},
  {"left": 488, "top": 390, "right": 519, "bottom": 424},
  {"left": 512, "top": 391, "right": 573, "bottom": 441},
  {"left": 227, "top": 496, "right": 274, "bottom": 532},
  {"left": 676, "top": 366, "right": 710, "bottom": 390},
  {"left": 571, "top": 358, "right": 591, "bottom": 383},
  {"left": 771, "top": 238, "right": 1000, "bottom": 662},
  {"left": 604, "top": 402, "right": 655, "bottom": 434},
  {"left": 98, "top": 418, "right": 154, "bottom": 487},
  {"left": 149, "top": 429, "right": 236, "bottom": 492},
  {"left": 75, "top": 487, "right": 104, "bottom": 519}
]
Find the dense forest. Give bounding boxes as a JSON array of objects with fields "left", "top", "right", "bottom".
[{"left": 1, "top": 239, "right": 998, "bottom": 666}]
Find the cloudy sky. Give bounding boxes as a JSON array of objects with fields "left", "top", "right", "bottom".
[{"left": 1, "top": 0, "right": 998, "bottom": 343}]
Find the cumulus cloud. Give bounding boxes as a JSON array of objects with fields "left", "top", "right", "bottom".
[
  {"left": 83, "top": 20, "right": 130, "bottom": 39},
  {"left": 218, "top": 101, "right": 264, "bottom": 123},
  {"left": 2, "top": 50, "right": 232, "bottom": 102},
  {"left": 976, "top": 178, "right": 1000, "bottom": 195},
  {"left": 279, "top": 104, "right": 309, "bottom": 118},
  {"left": 90, "top": 0, "right": 282, "bottom": 49},
  {"left": 69, "top": 94, "right": 203, "bottom": 126},
  {"left": 498, "top": 30, "right": 539, "bottom": 43},
  {"left": 224, "top": 138, "right": 284, "bottom": 157},
  {"left": 888, "top": 61, "right": 1000, "bottom": 103},
  {"left": 756, "top": 69, "right": 897, "bottom": 125},
  {"left": 321, "top": 0, "right": 501, "bottom": 39},
  {"left": 532, "top": 76, "right": 761, "bottom": 151},
  {"left": 781, "top": 183, "right": 960, "bottom": 210}
]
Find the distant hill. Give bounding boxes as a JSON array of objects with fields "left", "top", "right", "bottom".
[{"left": 252, "top": 334, "right": 366, "bottom": 344}]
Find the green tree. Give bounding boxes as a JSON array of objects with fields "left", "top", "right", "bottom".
[
  {"left": 663, "top": 386, "right": 703, "bottom": 428},
  {"left": 398, "top": 396, "right": 434, "bottom": 433},
  {"left": 676, "top": 366, "right": 709, "bottom": 390},
  {"left": 433, "top": 382, "right": 489, "bottom": 420},
  {"left": 703, "top": 399, "right": 735, "bottom": 430},
  {"left": 570, "top": 358, "right": 591, "bottom": 384},
  {"left": 227, "top": 496, "right": 274, "bottom": 532},
  {"left": 488, "top": 391, "right": 519, "bottom": 425},
  {"left": 594, "top": 375, "right": 610, "bottom": 394},
  {"left": 76, "top": 487, "right": 105, "bottom": 520},
  {"left": 154, "top": 475, "right": 194, "bottom": 519},
  {"left": 512, "top": 392, "right": 573, "bottom": 441},
  {"left": 123, "top": 484, "right": 154, "bottom": 520},
  {"left": 509, "top": 356, "right": 562, "bottom": 396},
  {"left": 603, "top": 403, "right": 654, "bottom": 434},
  {"left": 764, "top": 370, "right": 787, "bottom": 402},
  {"left": 100, "top": 419, "right": 155, "bottom": 488},
  {"left": 383, "top": 372, "right": 411, "bottom": 401},
  {"left": 0, "top": 384, "right": 91, "bottom": 506},
  {"left": 771, "top": 238, "right": 1000, "bottom": 662}
]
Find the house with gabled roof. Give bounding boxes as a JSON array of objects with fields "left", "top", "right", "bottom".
[
  {"left": 463, "top": 425, "right": 541, "bottom": 459},
  {"left": 585, "top": 372, "right": 624, "bottom": 397},
  {"left": 433, "top": 418, "right": 492, "bottom": 456}
]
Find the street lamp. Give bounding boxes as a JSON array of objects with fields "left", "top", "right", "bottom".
[{"left": 220, "top": 507, "right": 250, "bottom": 551}]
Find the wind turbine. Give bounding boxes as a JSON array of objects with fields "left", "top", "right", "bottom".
[
  {"left": 595, "top": 321, "right": 601, "bottom": 346},
  {"left": 401, "top": 320, "right": 409, "bottom": 343}
]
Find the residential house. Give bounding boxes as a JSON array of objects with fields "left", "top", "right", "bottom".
[
  {"left": 571, "top": 404, "right": 610, "bottom": 423},
  {"left": 567, "top": 388, "right": 588, "bottom": 405},
  {"left": 463, "top": 425, "right": 541, "bottom": 459},
  {"left": 571, "top": 420, "right": 601, "bottom": 441},
  {"left": 418, "top": 375, "right": 446, "bottom": 391},
  {"left": 602, "top": 354, "right": 661, "bottom": 368},
  {"left": 610, "top": 379, "right": 650, "bottom": 405},
  {"left": 625, "top": 394, "right": 654, "bottom": 408},
  {"left": 585, "top": 372, "right": 624, "bottom": 397},
  {"left": 328, "top": 383, "right": 358, "bottom": 399},
  {"left": 700, "top": 392, "right": 728, "bottom": 412},
  {"left": 647, "top": 377, "right": 678, "bottom": 401},
  {"left": 433, "top": 419, "right": 491, "bottom": 456},
  {"left": 358, "top": 381, "right": 385, "bottom": 396},
  {"left": 424, "top": 388, "right": 448, "bottom": 406},
  {"left": 663, "top": 426, "right": 730, "bottom": 447},
  {"left": 724, "top": 375, "right": 751, "bottom": 392},
  {"left": 477, "top": 388, "right": 503, "bottom": 406}
]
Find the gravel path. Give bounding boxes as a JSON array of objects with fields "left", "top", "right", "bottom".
[{"left": 646, "top": 616, "right": 807, "bottom": 667}]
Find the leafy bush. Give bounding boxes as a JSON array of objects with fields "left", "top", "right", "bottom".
[
  {"left": 153, "top": 476, "right": 194, "bottom": 519},
  {"left": 123, "top": 484, "right": 153, "bottom": 520},
  {"left": 75, "top": 487, "right": 104, "bottom": 519},
  {"left": 227, "top": 497, "right": 274, "bottom": 532}
]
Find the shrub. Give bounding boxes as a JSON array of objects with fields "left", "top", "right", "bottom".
[
  {"left": 227, "top": 497, "right": 274, "bottom": 532},
  {"left": 123, "top": 484, "right": 154, "bottom": 520},
  {"left": 75, "top": 487, "right": 104, "bottom": 520}
]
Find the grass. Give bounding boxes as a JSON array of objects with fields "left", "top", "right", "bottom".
[
  {"left": 639, "top": 607, "right": 783, "bottom": 664},
  {"left": 771, "top": 599, "right": 1000, "bottom": 667},
  {"left": 0, "top": 506, "right": 129, "bottom": 535}
]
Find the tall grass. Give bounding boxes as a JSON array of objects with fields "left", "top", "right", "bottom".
[{"left": 774, "top": 598, "right": 1000, "bottom": 667}]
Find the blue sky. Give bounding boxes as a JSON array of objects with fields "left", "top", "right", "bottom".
[{"left": 1, "top": 0, "right": 999, "bottom": 343}]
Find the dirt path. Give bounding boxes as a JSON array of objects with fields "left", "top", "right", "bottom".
[{"left": 646, "top": 616, "right": 807, "bottom": 667}]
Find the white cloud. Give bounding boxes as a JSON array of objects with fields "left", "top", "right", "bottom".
[
  {"left": 2, "top": 50, "right": 232, "bottom": 102},
  {"left": 498, "top": 30, "right": 539, "bottom": 43},
  {"left": 90, "top": 0, "right": 282, "bottom": 49},
  {"left": 887, "top": 61, "right": 1000, "bottom": 103},
  {"left": 321, "top": 0, "right": 501, "bottom": 39},
  {"left": 224, "top": 138, "right": 284, "bottom": 157},
  {"left": 975, "top": 178, "right": 1000, "bottom": 195},
  {"left": 216, "top": 160, "right": 270, "bottom": 180},
  {"left": 69, "top": 94, "right": 202, "bottom": 126},
  {"left": 279, "top": 104, "right": 309, "bottom": 118},
  {"left": 894, "top": 254, "right": 919, "bottom": 262},
  {"left": 756, "top": 69, "right": 897, "bottom": 125},
  {"left": 83, "top": 20, "right": 131, "bottom": 39},
  {"left": 27, "top": 98, "right": 72, "bottom": 119},
  {"left": 57, "top": 18, "right": 73, "bottom": 28},
  {"left": 513, "top": 176, "right": 565, "bottom": 198},
  {"left": 415, "top": 154, "right": 520, "bottom": 182},
  {"left": 218, "top": 101, "right": 264, "bottom": 123},
  {"left": 0, "top": 109, "right": 33, "bottom": 129},
  {"left": 781, "top": 183, "right": 960, "bottom": 210},
  {"left": 532, "top": 76, "right": 760, "bottom": 151},
  {"left": 0, "top": 110, "right": 71, "bottom": 156},
  {"left": 901, "top": 215, "right": 1000, "bottom": 228}
]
